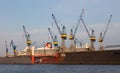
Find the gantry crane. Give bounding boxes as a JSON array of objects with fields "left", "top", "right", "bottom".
[
  {"left": 10, "top": 40, "right": 17, "bottom": 56},
  {"left": 81, "top": 17, "right": 96, "bottom": 50},
  {"left": 69, "top": 9, "right": 84, "bottom": 49},
  {"left": 52, "top": 14, "right": 67, "bottom": 52},
  {"left": 5, "top": 40, "right": 9, "bottom": 57},
  {"left": 23, "top": 25, "right": 32, "bottom": 46},
  {"left": 98, "top": 15, "right": 112, "bottom": 50},
  {"left": 48, "top": 27, "right": 58, "bottom": 47}
]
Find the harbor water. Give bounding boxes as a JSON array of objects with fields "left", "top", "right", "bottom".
[{"left": 0, "top": 64, "right": 120, "bottom": 73}]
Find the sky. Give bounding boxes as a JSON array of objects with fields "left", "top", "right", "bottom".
[{"left": 0, "top": 0, "right": 120, "bottom": 56}]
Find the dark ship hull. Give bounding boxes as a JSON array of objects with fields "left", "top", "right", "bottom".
[
  {"left": 0, "top": 56, "right": 33, "bottom": 64},
  {"left": 0, "top": 55, "right": 58, "bottom": 64},
  {"left": 58, "top": 49, "right": 120, "bottom": 64}
]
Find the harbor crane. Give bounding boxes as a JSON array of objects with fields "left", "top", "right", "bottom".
[
  {"left": 5, "top": 40, "right": 9, "bottom": 57},
  {"left": 23, "top": 25, "right": 32, "bottom": 46},
  {"left": 48, "top": 27, "right": 58, "bottom": 47},
  {"left": 81, "top": 18, "right": 96, "bottom": 50},
  {"left": 52, "top": 14, "right": 67, "bottom": 52},
  {"left": 74, "top": 38, "right": 83, "bottom": 47},
  {"left": 69, "top": 9, "right": 84, "bottom": 40},
  {"left": 69, "top": 9, "right": 84, "bottom": 49},
  {"left": 10, "top": 40, "right": 17, "bottom": 56},
  {"left": 98, "top": 15, "right": 112, "bottom": 50}
]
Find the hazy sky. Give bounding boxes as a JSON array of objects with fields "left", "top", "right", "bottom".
[{"left": 0, "top": 0, "right": 120, "bottom": 56}]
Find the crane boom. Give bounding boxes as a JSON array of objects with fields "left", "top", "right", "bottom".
[
  {"left": 23, "top": 25, "right": 28, "bottom": 40},
  {"left": 22, "top": 25, "right": 32, "bottom": 46},
  {"left": 10, "top": 40, "right": 14, "bottom": 48},
  {"left": 10, "top": 40, "right": 17, "bottom": 56},
  {"left": 5, "top": 40, "right": 8, "bottom": 50},
  {"left": 48, "top": 27, "right": 58, "bottom": 47},
  {"left": 74, "top": 9, "right": 84, "bottom": 36},
  {"left": 10, "top": 40, "right": 17, "bottom": 50},
  {"left": 48, "top": 28, "right": 54, "bottom": 42},
  {"left": 52, "top": 14, "right": 61, "bottom": 34},
  {"left": 103, "top": 15, "right": 112, "bottom": 39},
  {"left": 98, "top": 15, "right": 112, "bottom": 50},
  {"left": 5, "top": 40, "right": 8, "bottom": 57},
  {"left": 81, "top": 18, "right": 90, "bottom": 37}
]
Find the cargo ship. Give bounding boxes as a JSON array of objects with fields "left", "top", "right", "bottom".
[
  {"left": 1, "top": 46, "right": 120, "bottom": 64},
  {"left": 0, "top": 56, "right": 33, "bottom": 64},
  {"left": 51, "top": 13, "right": 120, "bottom": 64},
  {"left": 58, "top": 48, "right": 120, "bottom": 64},
  {"left": 0, "top": 25, "right": 59, "bottom": 64},
  {"left": 1, "top": 13, "right": 120, "bottom": 65},
  {"left": 0, "top": 43, "right": 59, "bottom": 64}
]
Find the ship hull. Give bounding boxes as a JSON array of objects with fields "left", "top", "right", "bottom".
[
  {"left": 0, "top": 56, "right": 32, "bottom": 64},
  {"left": 34, "top": 56, "right": 58, "bottom": 64},
  {"left": 0, "top": 55, "right": 59, "bottom": 64},
  {"left": 58, "top": 49, "right": 120, "bottom": 64}
]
